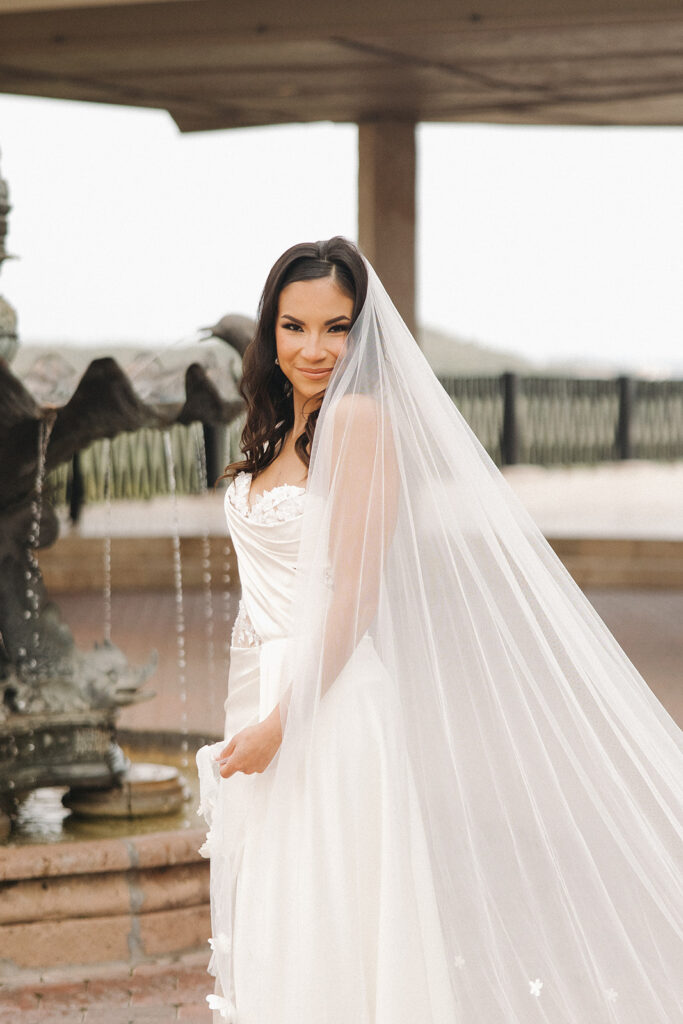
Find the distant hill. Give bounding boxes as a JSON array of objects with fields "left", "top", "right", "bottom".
[
  {"left": 418, "top": 326, "right": 682, "bottom": 379},
  {"left": 419, "top": 326, "right": 534, "bottom": 376}
]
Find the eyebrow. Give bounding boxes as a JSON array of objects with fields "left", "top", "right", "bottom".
[{"left": 280, "top": 314, "right": 351, "bottom": 326}]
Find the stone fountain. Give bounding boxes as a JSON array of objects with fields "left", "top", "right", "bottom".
[{"left": 0, "top": 154, "right": 249, "bottom": 841}]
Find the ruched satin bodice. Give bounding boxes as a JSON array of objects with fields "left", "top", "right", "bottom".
[
  {"left": 224, "top": 471, "right": 305, "bottom": 644},
  {"left": 220, "top": 471, "right": 306, "bottom": 729}
]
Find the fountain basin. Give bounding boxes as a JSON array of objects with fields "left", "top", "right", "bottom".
[
  {"left": 0, "top": 733, "right": 216, "bottom": 976},
  {"left": 0, "top": 820, "right": 209, "bottom": 973},
  {"left": 64, "top": 761, "right": 189, "bottom": 818}
]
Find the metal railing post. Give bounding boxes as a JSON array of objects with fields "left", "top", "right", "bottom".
[
  {"left": 501, "top": 372, "right": 519, "bottom": 466},
  {"left": 203, "top": 424, "right": 221, "bottom": 487},
  {"left": 616, "top": 375, "right": 634, "bottom": 460},
  {"left": 68, "top": 452, "right": 85, "bottom": 524}
]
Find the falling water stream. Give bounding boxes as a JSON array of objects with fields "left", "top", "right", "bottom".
[
  {"left": 194, "top": 429, "right": 217, "bottom": 719},
  {"left": 101, "top": 437, "right": 113, "bottom": 646},
  {"left": 21, "top": 414, "right": 56, "bottom": 682},
  {"left": 162, "top": 431, "right": 191, "bottom": 826},
  {"left": 8, "top": 415, "right": 57, "bottom": 799}
]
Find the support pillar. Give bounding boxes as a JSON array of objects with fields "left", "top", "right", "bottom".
[{"left": 358, "top": 121, "right": 417, "bottom": 337}]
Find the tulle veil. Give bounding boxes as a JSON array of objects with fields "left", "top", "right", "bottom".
[{"left": 205, "top": 261, "right": 682, "bottom": 1021}]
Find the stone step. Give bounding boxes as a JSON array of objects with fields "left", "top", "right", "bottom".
[
  {"left": 0, "top": 950, "right": 211, "bottom": 1022},
  {"left": 549, "top": 537, "right": 683, "bottom": 587},
  {"left": 38, "top": 533, "right": 683, "bottom": 592},
  {"left": 0, "top": 828, "right": 209, "bottom": 971}
]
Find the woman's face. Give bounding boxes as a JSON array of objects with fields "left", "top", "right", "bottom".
[{"left": 275, "top": 275, "right": 353, "bottom": 406}]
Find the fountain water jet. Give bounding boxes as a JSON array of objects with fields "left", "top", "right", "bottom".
[
  {"left": 101, "top": 436, "right": 114, "bottom": 646},
  {"left": 195, "top": 428, "right": 217, "bottom": 713},
  {"left": 163, "top": 430, "right": 191, "bottom": 783}
]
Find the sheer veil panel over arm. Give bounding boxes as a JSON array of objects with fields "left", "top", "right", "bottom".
[
  {"left": 205, "top": 261, "right": 682, "bottom": 1023},
  {"left": 278, "top": 387, "right": 399, "bottom": 725}
]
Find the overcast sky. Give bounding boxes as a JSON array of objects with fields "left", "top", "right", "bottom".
[{"left": 1, "top": 94, "right": 682, "bottom": 374}]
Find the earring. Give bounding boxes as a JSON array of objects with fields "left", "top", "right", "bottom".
[{"left": 274, "top": 356, "right": 280, "bottom": 366}]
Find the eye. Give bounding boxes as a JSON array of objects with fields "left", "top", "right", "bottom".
[
  {"left": 329, "top": 323, "right": 350, "bottom": 333},
  {"left": 282, "top": 322, "right": 303, "bottom": 332}
]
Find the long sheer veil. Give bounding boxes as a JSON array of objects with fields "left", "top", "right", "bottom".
[{"left": 209, "top": 261, "right": 682, "bottom": 1021}]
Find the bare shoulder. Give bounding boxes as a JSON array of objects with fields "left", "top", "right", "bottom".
[
  {"left": 332, "top": 393, "right": 380, "bottom": 433},
  {"left": 330, "top": 393, "right": 395, "bottom": 475}
]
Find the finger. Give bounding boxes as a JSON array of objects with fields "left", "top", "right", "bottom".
[
  {"left": 219, "top": 756, "right": 237, "bottom": 779},
  {"left": 217, "top": 746, "right": 238, "bottom": 766},
  {"left": 215, "top": 738, "right": 236, "bottom": 761}
]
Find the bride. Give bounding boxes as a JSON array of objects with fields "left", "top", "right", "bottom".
[{"left": 196, "top": 237, "right": 682, "bottom": 1023}]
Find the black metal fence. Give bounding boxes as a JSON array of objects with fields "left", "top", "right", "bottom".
[
  {"left": 439, "top": 373, "right": 683, "bottom": 467},
  {"left": 48, "top": 374, "right": 683, "bottom": 510}
]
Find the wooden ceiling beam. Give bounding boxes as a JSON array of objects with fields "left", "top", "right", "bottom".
[
  {"left": 3, "top": 21, "right": 682, "bottom": 86},
  {"left": 1, "top": 1, "right": 682, "bottom": 128},
  {"left": 2, "top": 1, "right": 683, "bottom": 47}
]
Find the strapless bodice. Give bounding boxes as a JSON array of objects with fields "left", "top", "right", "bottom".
[{"left": 224, "top": 471, "right": 305, "bottom": 646}]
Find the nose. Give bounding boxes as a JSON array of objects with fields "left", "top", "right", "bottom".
[{"left": 299, "top": 329, "right": 326, "bottom": 362}]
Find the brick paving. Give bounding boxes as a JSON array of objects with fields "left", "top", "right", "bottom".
[
  {"left": 55, "top": 585, "right": 683, "bottom": 736},
  {"left": 0, "top": 952, "right": 212, "bottom": 1023},
  {"left": 60, "top": 587, "right": 234, "bottom": 738}
]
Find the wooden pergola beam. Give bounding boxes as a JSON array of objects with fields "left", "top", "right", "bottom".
[
  {"left": 2, "top": 0, "right": 683, "bottom": 337},
  {"left": 1, "top": 2, "right": 682, "bottom": 130}
]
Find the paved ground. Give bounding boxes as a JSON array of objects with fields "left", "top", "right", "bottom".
[
  {"left": 56, "top": 585, "right": 683, "bottom": 737},
  {"left": 503, "top": 459, "right": 683, "bottom": 539},
  {"left": 586, "top": 587, "right": 683, "bottom": 727}
]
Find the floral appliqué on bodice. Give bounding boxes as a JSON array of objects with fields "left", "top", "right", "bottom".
[{"left": 227, "top": 470, "right": 306, "bottom": 649}]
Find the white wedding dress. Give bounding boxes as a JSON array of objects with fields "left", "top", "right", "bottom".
[
  {"left": 198, "top": 263, "right": 682, "bottom": 1021},
  {"left": 197, "top": 471, "right": 458, "bottom": 1023}
]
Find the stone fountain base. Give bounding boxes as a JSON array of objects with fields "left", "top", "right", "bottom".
[
  {"left": 0, "top": 707, "right": 128, "bottom": 818},
  {"left": 64, "top": 761, "right": 189, "bottom": 818},
  {"left": 0, "top": 824, "right": 210, "bottom": 973}
]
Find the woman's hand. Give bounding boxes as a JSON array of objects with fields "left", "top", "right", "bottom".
[{"left": 216, "top": 705, "right": 282, "bottom": 779}]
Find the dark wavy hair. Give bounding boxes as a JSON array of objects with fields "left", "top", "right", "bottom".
[{"left": 223, "top": 236, "right": 368, "bottom": 480}]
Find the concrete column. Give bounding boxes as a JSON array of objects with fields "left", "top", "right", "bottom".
[{"left": 358, "top": 121, "right": 417, "bottom": 337}]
